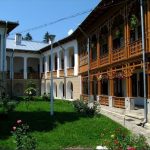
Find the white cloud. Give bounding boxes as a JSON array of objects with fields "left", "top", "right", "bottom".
[{"left": 68, "top": 29, "right": 73, "bottom": 36}]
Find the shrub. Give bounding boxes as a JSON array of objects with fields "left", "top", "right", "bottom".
[
  {"left": 42, "top": 92, "right": 50, "bottom": 101},
  {"left": 102, "top": 128, "right": 150, "bottom": 150},
  {"left": 11, "top": 120, "right": 36, "bottom": 150},
  {"left": 73, "top": 99, "right": 98, "bottom": 116}
]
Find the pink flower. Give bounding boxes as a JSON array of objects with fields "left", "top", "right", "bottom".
[
  {"left": 12, "top": 126, "right": 16, "bottom": 131},
  {"left": 17, "top": 120, "right": 22, "bottom": 124},
  {"left": 127, "top": 147, "right": 136, "bottom": 150}
]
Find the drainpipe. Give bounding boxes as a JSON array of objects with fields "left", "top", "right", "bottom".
[
  {"left": 2, "top": 21, "right": 7, "bottom": 81},
  {"left": 10, "top": 49, "right": 14, "bottom": 98},
  {"left": 140, "top": 0, "right": 148, "bottom": 124}
]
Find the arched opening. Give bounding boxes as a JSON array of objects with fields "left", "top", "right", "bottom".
[
  {"left": 59, "top": 82, "right": 64, "bottom": 99},
  {"left": 99, "top": 25, "right": 109, "bottom": 56},
  {"left": 6, "top": 56, "right": 10, "bottom": 79},
  {"left": 53, "top": 53, "right": 57, "bottom": 71},
  {"left": 27, "top": 58, "right": 40, "bottom": 79},
  {"left": 128, "top": 2, "right": 141, "bottom": 43},
  {"left": 91, "top": 34, "right": 97, "bottom": 60},
  {"left": 112, "top": 15, "right": 124, "bottom": 50},
  {"left": 67, "top": 81, "right": 73, "bottom": 99},
  {"left": 68, "top": 48, "right": 74, "bottom": 68},
  {"left": 59, "top": 51, "right": 64, "bottom": 70},
  {"left": 53, "top": 82, "right": 57, "bottom": 98},
  {"left": 13, "top": 57, "right": 24, "bottom": 79}
]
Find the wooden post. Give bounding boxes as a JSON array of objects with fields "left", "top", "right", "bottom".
[
  {"left": 110, "top": 79, "right": 114, "bottom": 96},
  {"left": 98, "top": 80, "right": 101, "bottom": 95}
]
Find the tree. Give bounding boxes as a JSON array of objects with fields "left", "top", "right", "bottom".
[
  {"left": 23, "top": 33, "right": 32, "bottom": 41},
  {"left": 43, "top": 31, "right": 50, "bottom": 43}
]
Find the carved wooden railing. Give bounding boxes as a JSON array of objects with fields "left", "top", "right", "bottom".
[
  {"left": 128, "top": 39, "right": 142, "bottom": 58},
  {"left": 81, "top": 94, "right": 88, "bottom": 102},
  {"left": 59, "top": 70, "right": 64, "bottom": 77},
  {"left": 28, "top": 73, "right": 39, "bottom": 79},
  {"left": 90, "top": 59, "right": 97, "bottom": 70},
  {"left": 67, "top": 67, "right": 74, "bottom": 76},
  {"left": 99, "top": 95, "right": 109, "bottom": 106},
  {"left": 111, "top": 47, "right": 126, "bottom": 63},
  {"left": 113, "top": 96, "right": 125, "bottom": 109},
  {"left": 79, "top": 55, "right": 88, "bottom": 66},
  {"left": 14, "top": 73, "right": 23, "bottom": 79},
  {"left": 99, "top": 53, "right": 109, "bottom": 66}
]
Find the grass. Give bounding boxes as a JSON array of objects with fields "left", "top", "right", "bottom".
[{"left": 0, "top": 99, "right": 129, "bottom": 150}]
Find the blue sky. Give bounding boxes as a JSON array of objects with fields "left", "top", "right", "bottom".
[{"left": 1, "top": 0, "right": 100, "bottom": 42}]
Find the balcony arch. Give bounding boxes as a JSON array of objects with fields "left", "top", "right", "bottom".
[
  {"left": 53, "top": 82, "right": 57, "bottom": 98},
  {"left": 59, "top": 81, "right": 64, "bottom": 99},
  {"left": 27, "top": 57, "right": 40, "bottom": 79},
  {"left": 67, "top": 81, "right": 73, "bottom": 99}
]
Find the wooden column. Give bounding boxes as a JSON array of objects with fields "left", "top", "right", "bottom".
[
  {"left": 126, "top": 76, "right": 132, "bottom": 97},
  {"left": 108, "top": 20, "right": 112, "bottom": 64},
  {"left": 109, "top": 78, "right": 114, "bottom": 96},
  {"left": 98, "top": 80, "right": 101, "bottom": 95}
]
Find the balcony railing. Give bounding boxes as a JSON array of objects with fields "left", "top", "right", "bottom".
[
  {"left": 79, "top": 55, "right": 88, "bottom": 66},
  {"left": 113, "top": 96, "right": 125, "bottom": 109},
  {"left": 128, "top": 39, "right": 142, "bottom": 58},
  {"left": 90, "top": 59, "right": 97, "bottom": 70},
  {"left": 67, "top": 67, "right": 74, "bottom": 76},
  {"left": 28, "top": 73, "right": 39, "bottom": 79},
  {"left": 111, "top": 47, "right": 126, "bottom": 63},
  {"left": 59, "top": 70, "right": 65, "bottom": 77},
  {"left": 99, "top": 53, "right": 109, "bottom": 66},
  {"left": 53, "top": 70, "right": 57, "bottom": 77},
  {"left": 99, "top": 95, "right": 109, "bottom": 106},
  {"left": 14, "top": 73, "right": 23, "bottom": 79},
  {"left": 80, "top": 94, "right": 88, "bottom": 102}
]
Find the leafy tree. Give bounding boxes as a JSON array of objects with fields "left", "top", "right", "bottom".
[
  {"left": 23, "top": 33, "right": 32, "bottom": 41},
  {"left": 43, "top": 31, "right": 50, "bottom": 43}
]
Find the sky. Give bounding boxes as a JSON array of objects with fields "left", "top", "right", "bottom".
[{"left": 1, "top": 0, "right": 100, "bottom": 42}]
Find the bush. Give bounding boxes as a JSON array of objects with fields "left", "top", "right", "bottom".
[
  {"left": 73, "top": 100, "right": 98, "bottom": 116},
  {"left": 12, "top": 120, "right": 36, "bottom": 150},
  {"left": 102, "top": 128, "right": 150, "bottom": 150},
  {"left": 42, "top": 92, "right": 50, "bottom": 101}
]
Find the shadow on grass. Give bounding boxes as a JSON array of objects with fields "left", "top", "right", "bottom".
[{"left": 0, "top": 110, "right": 89, "bottom": 140}]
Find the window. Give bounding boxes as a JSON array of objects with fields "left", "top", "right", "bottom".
[
  {"left": 131, "top": 74, "right": 137, "bottom": 97},
  {"left": 91, "top": 35, "right": 97, "bottom": 60},
  {"left": 49, "top": 55, "right": 51, "bottom": 71},
  {"left": 42, "top": 57, "right": 45, "bottom": 72}
]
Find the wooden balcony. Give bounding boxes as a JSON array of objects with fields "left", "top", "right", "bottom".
[
  {"left": 111, "top": 47, "right": 126, "bottom": 63},
  {"left": 79, "top": 55, "right": 88, "bottom": 66},
  {"left": 99, "top": 95, "right": 109, "bottom": 106},
  {"left": 67, "top": 67, "right": 74, "bottom": 76},
  {"left": 98, "top": 53, "right": 109, "bottom": 66},
  {"left": 59, "top": 70, "right": 64, "bottom": 77},
  {"left": 128, "top": 39, "right": 142, "bottom": 58},
  {"left": 90, "top": 59, "right": 97, "bottom": 70},
  {"left": 81, "top": 94, "right": 88, "bottom": 102},
  {"left": 14, "top": 73, "right": 23, "bottom": 79},
  {"left": 28, "top": 73, "right": 39, "bottom": 79},
  {"left": 113, "top": 97, "right": 125, "bottom": 109}
]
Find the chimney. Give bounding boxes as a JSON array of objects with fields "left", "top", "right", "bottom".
[{"left": 15, "top": 33, "right": 22, "bottom": 45}]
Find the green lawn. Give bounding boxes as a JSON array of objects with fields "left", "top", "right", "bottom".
[{"left": 0, "top": 99, "right": 129, "bottom": 150}]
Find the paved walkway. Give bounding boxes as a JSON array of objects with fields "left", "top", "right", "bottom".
[{"left": 98, "top": 105, "right": 150, "bottom": 144}]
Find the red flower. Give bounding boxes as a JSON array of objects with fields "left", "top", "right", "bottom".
[
  {"left": 127, "top": 147, "right": 136, "bottom": 150},
  {"left": 17, "top": 120, "right": 22, "bottom": 124},
  {"left": 12, "top": 126, "right": 16, "bottom": 131},
  {"left": 114, "top": 140, "right": 119, "bottom": 144}
]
